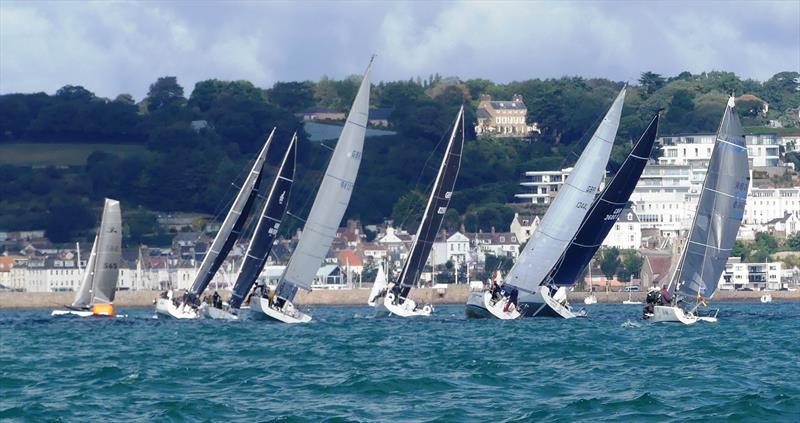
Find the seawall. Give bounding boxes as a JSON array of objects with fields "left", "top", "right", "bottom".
[{"left": 1, "top": 285, "right": 797, "bottom": 308}]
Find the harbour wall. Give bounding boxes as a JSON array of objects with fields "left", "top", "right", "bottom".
[{"left": 1, "top": 286, "right": 797, "bottom": 308}]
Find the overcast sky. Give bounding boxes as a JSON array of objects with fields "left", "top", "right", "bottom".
[{"left": 1, "top": 0, "right": 798, "bottom": 100}]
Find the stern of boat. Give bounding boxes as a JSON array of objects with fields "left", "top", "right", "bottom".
[{"left": 250, "top": 296, "right": 312, "bottom": 324}]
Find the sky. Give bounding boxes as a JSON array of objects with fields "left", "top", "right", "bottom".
[{"left": 1, "top": 0, "right": 798, "bottom": 100}]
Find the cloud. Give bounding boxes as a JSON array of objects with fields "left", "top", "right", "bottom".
[{"left": 1, "top": 0, "right": 797, "bottom": 100}]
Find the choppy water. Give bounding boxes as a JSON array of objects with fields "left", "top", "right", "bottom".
[{"left": 1, "top": 302, "right": 798, "bottom": 422}]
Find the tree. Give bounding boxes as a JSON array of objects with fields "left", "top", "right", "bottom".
[
  {"left": 622, "top": 249, "right": 644, "bottom": 279},
  {"left": 391, "top": 190, "right": 426, "bottom": 231},
  {"left": 639, "top": 72, "right": 666, "bottom": 97},
  {"left": 786, "top": 232, "right": 800, "bottom": 251},
  {"left": 146, "top": 76, "right": 186, "bottom": 112},
  {"left": 267, "top": 81, "right": 315, "bottom": 112},
  {"left": 731, "top": 240, "right": 750, "bottom": 260},
  {"left": 600, "top": 247, "right": 620, "bottom": 279}
]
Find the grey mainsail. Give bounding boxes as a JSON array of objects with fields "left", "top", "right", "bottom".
[
  {"left": 397, "top": 106, "right": 464, "bottom": 300},
  {"left": 671, "top": 98, "right": 749, "bottom": 299},
  {"left": 228, "top": 134, "right": 297, "bottom": 311},
  {"left": 504, "top": 87, "right": 626, "bottom": 293},
  {"left": 72, "top": 198, "right": 122, "bottom": 307},
  {"left": 188, "top": 129, "right": 275, "bottom": 300},
  {"left": 275, "top": 58, "right": 372, "bottom": 301}
]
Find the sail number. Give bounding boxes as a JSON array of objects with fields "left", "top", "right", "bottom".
[
  {"left": 576, "top": 202, "right": 588, "bottom": 210},
  {"left": 585, "top": 185, "right": 597, "bottom": 193},
  {"left": 103, "top": 263, "right": 118, "bottom": 269},
  {"left": 340, "top": 181, "right": 354, "bottom": 190},
  {"left": 350, "top": 150, "right": 362, "bottom": 159},
  {"left": 604, "top": 207, "right": 623, "bottom": 221}
]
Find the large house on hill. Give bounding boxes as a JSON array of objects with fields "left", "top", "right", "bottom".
[{"left": 475, "top": 94, "right": 540, "bottom": 137}]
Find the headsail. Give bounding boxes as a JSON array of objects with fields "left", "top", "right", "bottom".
[
  {"left": 72, "top": 199, "right": 122, "bottom": 307},
  {"left": 548, "top": 113, "right": 659, "bottom": 285},
  {"left": 671, "top": 98, "right": 749, "bottom": 299},
  {"left": 276, "top": 58, "right": 372, "bottom": 301},
  {"left": 367, "top": 262, "right": 388, "bottom": 307},
  {"left": 188, "top": 129, "right": 275, "bottom": 299},
  {"left": 228, "top": 134, "right": 297, "bottom": 310},
  {"left": 505, "top": 87, "right": 626, "bottom": 293},
  {"left": 397, "top": 106, "right": 465, "bottom": 300}
]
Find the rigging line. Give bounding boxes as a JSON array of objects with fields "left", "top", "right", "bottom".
[{"left": 397, "top": 125, "right": 451, "bottom": 230}]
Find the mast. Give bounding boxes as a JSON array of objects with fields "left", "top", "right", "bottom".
[
  {"left": 547, "top": 113, "right": 659, "bottom": 286},
  {"left": 187, "top": 129, "right": 275, "bottom": 301},
  {"left": 670, "top": 97, "right": 749, "bottom": 300},
  {"left": 275, "top": 58, "right": 373, "bottom": 303},
  {"left": 228, "top": 134, "right": 297, "bottom": 310},
  {"left": 396, "top": 107, "right": 465, "bottom": 300},
  {"left": 504, "top": 87, "right": 626, "bottom": 294}
]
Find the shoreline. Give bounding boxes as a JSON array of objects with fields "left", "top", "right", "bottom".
[{"left": 0, "top": 285, "right": 798, "bottom": 309}]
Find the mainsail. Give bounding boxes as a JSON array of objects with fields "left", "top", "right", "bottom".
[
  {"left": 505, "top": 87, "right": 626, "bottom": 293},
  {"left": 72, "top": 199, "right": 122, "bottom": 307},
  {"left": 547, "top": 113, "right": 659, "bottom": 286},
  {"left": 397, "top": 106, "right": 465, "bottom": 300},
  {"left": 368, "top": 262, "right": 388, "bottom": 306},
  {"left": 228, "top": 134, "right": 297, "bottom": 310},
  {"left": 188, "top": 129, "right": 275, "bottom": 299},
  {"left": 275, "top": 58, "right": 372, "bottom": 301},
  {"left": 671, "top": 98, "right": 749, "bottom": 299}
]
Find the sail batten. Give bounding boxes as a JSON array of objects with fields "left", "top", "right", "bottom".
[
  {"left": 397, "top": 107, "right": 465, "bottom": 299},
  {"left": 276, "top": 60, "right": 372, "bottom": 299},
  {"left": 228, "top": 134, "right": 297, "bottom": 310},
  {"left": 188, "top": 129, "right": 275, "bottom": 298},
  {"left": 505, "top": 88, "right": 626, "bottom": 291}
]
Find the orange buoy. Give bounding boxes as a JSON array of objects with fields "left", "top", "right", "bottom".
[{"left": 91, "top": 303, "right": 115, "bottom": 317}]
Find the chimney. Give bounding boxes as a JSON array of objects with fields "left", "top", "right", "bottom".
[
  {"left": 479, "top": 94, "right": 491, "bottom": 102},
  {"left": 512, "top": 94, "right": 523, "bottom": 102}
]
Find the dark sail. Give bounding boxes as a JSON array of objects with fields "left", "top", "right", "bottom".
[
  {"left": 188, "top": 132, "right": 274, "bottom": 299},
  {"left": 547, "top": 113, "right": 659, "bottom": 286},
  {"left": 397, "top": 107, "right": 465, "bottom": 300},
  {"left": 229, "top": 135, "right": 297, "bottom": 310}
]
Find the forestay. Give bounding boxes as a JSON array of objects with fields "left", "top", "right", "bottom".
[
  {"left": 188, "top": 129, "right": 274, "bottom": 298},
  {"left": 72, "top": 199, "right": 122, "bottom": 307},
  {"left": 276, "top": 59, "right": 372, "bottom": 299},
  {"left": 548, "top": 113, "right": 659, "bottom": 285},
  {"left": 671, "top": 98, "right": 749, "bottom": 299},
  {"left": 504, "top": 88, "right": 626, "bottom": 293},
  {"left": 397, "top": 106, "right": 464, "bottom": 299},
  {"left": 228, "top": 134, "right": 297, "bottom": 310}
]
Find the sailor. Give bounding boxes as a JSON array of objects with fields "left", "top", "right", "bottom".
[
  {"left": 490, "top": 280, "right": 501, "bottom": 301},
  {"left": 212, "top": 291, "right": 222, "bottom": 309},
  {"left": 504, "top": 286, "right": 519, "bottom": 312},
  {"left": 660, "top": 285, "right": 672, "bottom": 305},
  {"left": 266, "top": 286, "right": 276, "bottom": 307}
]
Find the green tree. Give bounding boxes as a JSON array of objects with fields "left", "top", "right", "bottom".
[
  {"left": 391, "top": 190, "right": 426, "bottom": 231},
  {"left": 600, "top": 247, "right": 620, "bottom": 279},
  {"left": 622, "top": 249, "right": 644, "bottom": 278},
  {"left": 146, "top": 76, "right": 186, "bottom": 112},
  {"left": 731, "top": 240, "right": 750, "bottom": 260},
  {"left": 639, "top": 72, "right": 666, "bottom": 97},
  {"left": 786, "top": 232, "right": 800, "bottom": 251}
]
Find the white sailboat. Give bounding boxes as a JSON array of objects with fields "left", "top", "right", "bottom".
[
  {"left": 367, "top": 262, "right": 388, "bottom": 307},
  {"left": 647, "top": 97, "right": 749, "bottom": 324},
  {"left": 760, "top": 293, "right": 772, "bottom": 303},
  {"left": 584, "top": 260, "right": 598, "bottom": 304},
  {"left": 52, "top": 199, "right": 122, "bottom": 317},
  {"left": 372, "top": 106, "right": 464, "bottom": 318},
  {"left": 466, "top": 87, "right": 626, "bottom": 319},
  {"left": 155, "top": 129, "right": 276, "bottom": 319},
  {"left": 255, "top": 57, "right": 373, "bottom": 323}
]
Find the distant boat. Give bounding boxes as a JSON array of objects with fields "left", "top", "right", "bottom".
[
  {"left": 154, "top": 129, "right": 275, "bottom": 319},
  {"left": 52, "top": 199, "right": 122, "bottom": 317},
  {"left": 648, "top": 97, "right": 749, "bottom": 325},
  {"left": 372, "top": 106, "right": 464, "bottom": 318},
  {"left": 367, "top": 261, "right": 388, "bottom": 307},
  {"left": 253, "top": 57, "right": 373, "bottom": 324},
  {"left": 203, "top": 134, "right": 297, "bottom": 320},
  {"left": 466, "top": 87, "right": 627, "bottom": 319},
  {"left": 622, "top": 293, "right": 642, "bottom": 305},
  {"left": 760, "top": 293, "right": 772, "bottom": 303},
  {"left": 584, "top": 294, "right": 597, "bottom": 305}
]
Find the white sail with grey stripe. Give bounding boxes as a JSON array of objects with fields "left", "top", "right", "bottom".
[
  {"left": 504, "top": 87, "right": 626, "bottom": 294},
  {"left": 275, "top": 58, "right": 372, "bottom": 301},
  {"left": 670, "top": 97, "right": 749, "bottom": 299},
  {"left": 72, "top": 198, "right": 122, "bottom": 307}
]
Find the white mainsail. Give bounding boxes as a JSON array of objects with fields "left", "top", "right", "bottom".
[
  {"left": 278, "top": 58, "right": 372, "bottom": 296},
  {"left": 368, "top": 262, "right": 388, "bottom": 307},
  {"left": 505, "top": 88, "right": 625, "bottom": 293},
  {"left": 72, "top": 198, "right": 122, "bottom": 307}
]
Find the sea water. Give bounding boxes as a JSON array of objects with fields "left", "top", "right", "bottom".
[{"left": 1, "top": 302, "right": 798, "bottom": 422}]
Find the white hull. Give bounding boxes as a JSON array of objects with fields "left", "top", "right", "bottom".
[
  {"left": 375, "top": 292, "right": 432, "bottom": 318},
  {"left": 51, "top": 309, "right": 94, "bottom": 317},
  {"left": 154, "top": 298, "right": 200, "bottom": 319},
  {"left": 200, "top": 303, "right": 239, "bottom": 320},
  {"left": 250, "top": 296, "right": 311, "bottom": 324},
  {"left": 464, "top": 290, "right": 521, "bottom": 320},
  {"left": 622, "top": 300, "right": 642, "bottom": 305},
  {"left": 517, "top": 286, "right": 585, "bottom": 319},
  {"left": 651, "top": 305, "right": 718, "bottom": 324},
  {"left": 584, "top": 295, "right": 597, "bottom": 305},
  {"left": 760, "top": 294, "right": 772, "bottom": 303}
]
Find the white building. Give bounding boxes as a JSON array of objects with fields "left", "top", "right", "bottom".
[
  {"left": 509, "top": 213, "right": 540, "bottom": 244},
  {"left": 743, "top": 187, "right": 800, "bottom": 226},
  {"left": 515, "top": 168, "right": 573, "bottom": 204},
  {"left": 431, "top": 232, "right": 471, "bottom": 266},
  {"left": 469, "top": 232, "right": 520, "bottom": 261},
  {"left": 657, "top": 133, "right": 783, "bottom": 168},
  {"left": 630, "top": 164, "right": 696, "bottom": 233},
  {"left": 602, "top": 209, "right": 642, "bottom": 250},
  {"left": 719, "top": 259, "right": 783, "bottom": 291}
]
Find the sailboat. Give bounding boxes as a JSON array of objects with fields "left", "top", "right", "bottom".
[
  {"left": 647, "top": 97, "right": 749, "bottom": 324},
  {"left": 154, "top": 129, "right": 275, "bottom": 319},
  {"left": 251, "top": 57, "right": 373, "bottom": 323},
  {"left": 372, "top": 106, "right": 465, "bottom": 317},
  {"left": 622, "top": 291, "right": 642, "bottom": 305},
  {"left": 203, "top": 134, "right": 297, "bottom": 320},
  {"left": 52, "top": 198, "right": 122, "bottom": 317},
  {"left": 466, "top": 87, "right": 627, "bottom": 319},
  {"left": 367, "top": 261, "right": 388, "bottom": 307},
  {"left": 584, "top": 262, "right": 597, "bottom": 304}
]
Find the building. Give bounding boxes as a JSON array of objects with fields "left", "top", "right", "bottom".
[
  {"left": 762, "top": 212, "right": 800, "bottom": 238},
  {"left": 640, "top": 254, "right": 673, "bottom": 289},
  {"left": 431, "top": 232, "right": 471, "bottom": 266},
  {"left": 474, "top": 94, "right": 539, "bottom": 137},
  {"left": 601, "top": 208, "right": 642, "bottom": 250},
  {"left": 515, "top": 168, "right": 573, "bottom": 204},
  {"left": 743, "top": 187, "right": 800, "bottom": 227},
  {"left": 294, "top": 107, "right": 346, "bottom": 121},
  {"left": 368, "top": 108, "right": 393, "bottom": 127},
  {"left": 657, "top": 133, "right": 785, "bottom": 168},
  {"left": 509, "top": 213, "right": 540, "bottom": 243},
  {"left": 719, "top": 259, "right": 783, "bottom": 291},
  {"left": 469, "top": 232, "right": 520, "bottom": 261}
]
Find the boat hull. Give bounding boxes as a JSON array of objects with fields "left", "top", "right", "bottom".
[
  {"left": 250, "top": 296, "right": 311, "bottom": 324},
  {"left": 584, "top": 295, "right": 597, "bottom": 305},
  {"left": 650, "top": 305, "right": 717, "bottom": 324},
  {"left": 518, "top": 286, "right": 585, "bottom": 319},
  {"left": 200, "top": 303, "right": 239, "bottom": 320},
  {"left": 375, "top": 293, "right": 432, "bottom": 317},
  {"left": 464, "top": 290, "right": 521, "bottom": 320},
  {"left": 154, "top": 298, "right": 200, "bottom": 319},
  {"left": 52, "top": 303, "right": 119, "bottom": 317}
]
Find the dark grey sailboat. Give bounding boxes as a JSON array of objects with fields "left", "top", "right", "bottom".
[
  {"left": 650, "top": 97, "right": 749, "bottom": 324},
  {"left": 374, "top": 106, "right": 465, "bottom": 317}
]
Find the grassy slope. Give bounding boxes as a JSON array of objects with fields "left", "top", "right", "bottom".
[{"left": 0, "top": 143, "right": 146, "bottom": 166}]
